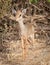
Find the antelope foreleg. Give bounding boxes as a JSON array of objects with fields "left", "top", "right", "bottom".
[{"left": 21, "top": 35, "right": 28, "bottom": 59}]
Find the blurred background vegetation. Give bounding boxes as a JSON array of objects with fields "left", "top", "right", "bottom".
[
  {"left": 0, "top": 0, "right": 50, "bottom": 18},
  {"left": 0, "top": 0, "right": 12, "bottom": 18}
]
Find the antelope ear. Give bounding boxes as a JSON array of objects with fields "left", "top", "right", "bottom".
[{"left": 22, "top": 9, "right": 27, "bottom": 14}]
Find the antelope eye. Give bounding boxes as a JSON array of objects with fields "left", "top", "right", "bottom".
[{"left": 19, "top": 14, "right": 21, "bottom": 17}]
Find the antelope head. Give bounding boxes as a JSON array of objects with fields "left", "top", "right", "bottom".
[{"left": 10, "top": 9, "right": 27, "bottom": 22}]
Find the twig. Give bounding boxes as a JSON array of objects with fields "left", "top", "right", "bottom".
[{"left": 29, "top": 3, "right": 41, "bottom": 11}]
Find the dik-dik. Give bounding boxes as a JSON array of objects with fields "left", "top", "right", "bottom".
[{"left": 10, "top": 10, "right": 34, "bottom": 59}]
